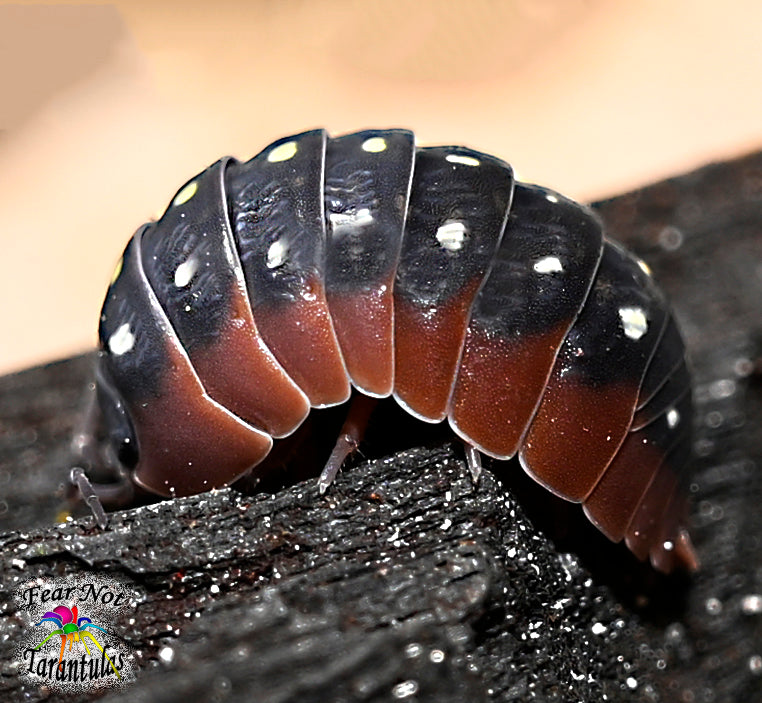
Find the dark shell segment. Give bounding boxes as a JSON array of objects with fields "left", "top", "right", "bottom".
[
  {"left": 448, "top": 184, "right": 604, "bottom": 458},
  {"left": 631, "top": 360, "right": 691, "bottom": 431},
  {"left": 520, "top": 241, "right": 670, "bottom": 502},
  {"left": 97, "top": 229, "right": 272, "bottom": 496},
  {"left": 93, "top": 362, "right": 139, "bottom": 470},
  {"left": 139, "top": 159, "right": 310, "bottom": 438},
  {"left": 99, "top": 231, "right": 168, "bottom": 399},
  {"left": 324, "top": 129, "right": 415, "bottom": 291},
  {"left": 140, "top": 160, "right": 235, "bottom": 352},
  {"left": 227, "top": 130, "right": 350, "bottom": 407},
  {"left": 394, "top": 147, "right": 514, "bottom": 309},
  {"left": 636, "top": 314, "right": 686, "bottom": 409},
  {"left": 323, "top": 129, "right": 415, "bottom": 396},
  {"left": 393, "top": 146, "right": 514, "bottom": 421},
  {"left": 459, "top": 185, "right": 604, "bottom": 338},
  {"left": 228, "top": 130, "right": 328, "bottom": 307}
]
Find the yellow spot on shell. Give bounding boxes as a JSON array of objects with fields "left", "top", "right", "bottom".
[
  {"left": 110, "top": 256, "right": 123, "bottom": 284},
  {"left": 361, "top": 137, "right": 387, "bottom": 153},
  {"left": 173, "top": 180, "right": 198, "bottom": 207},
  {"left": 267, "top": 141, "right": 298, "bottom": 163}
]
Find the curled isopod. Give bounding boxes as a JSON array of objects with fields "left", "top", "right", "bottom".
[{"left": 73, "top": 128, "right": 697, "bottom": 574}]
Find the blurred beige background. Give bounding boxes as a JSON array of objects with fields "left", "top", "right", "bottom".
[{"left": 1, "top": 0, "right": 761, "bottom": 375}]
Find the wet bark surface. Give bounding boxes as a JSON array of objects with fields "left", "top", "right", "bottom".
[{"left": 1, "top": 150, "right": 762, "bottom": 701}]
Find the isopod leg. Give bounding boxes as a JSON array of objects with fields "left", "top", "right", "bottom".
[
  {"left": 464, "top": 444, "right": 483, "bottom": 484},
  {"left": 318, "top": 393, "right": 377, "bottom": 493},
  {"left": 68, "top": 383, "right": 131, "bottom": 528},
  {"left": 70, "top": 468, "right": 107, "bottom": 528}
]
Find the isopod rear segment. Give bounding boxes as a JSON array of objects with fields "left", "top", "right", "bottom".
[{"left": 94, "top": 128, "right": 697, "bottom": 573}]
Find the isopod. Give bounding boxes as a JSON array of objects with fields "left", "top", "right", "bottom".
[{"left": 75, "top": 128, "right": 697, "bottom": 573}]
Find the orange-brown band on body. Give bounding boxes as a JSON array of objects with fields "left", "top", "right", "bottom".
[
  {"left": 624, "top": 465, "right": 678, "bottom": 562},
  {"left": 393, "top": 281, "right": 481, "bottom": 422},
  {"left": 645, "top": 478, "right": 681, "bottom": 573},
  {"left": 673, "top": 524, "right": 700, "bottom": 573},
  {"left": 191, "top": 281, "right": 310, "bottom": 438},
  {"left": 583, "top": 429, "right": 669, "bottom": 542},
  {"left": 649, "top": 489, "right": 698, "bottom": 573},
  {"left": 326, "top": 285, "right": 394, "bottom": 397},
  {"left": 254, "top": 276, "right": 350, "bottom": 408},
  {"left": 448, "top": 322, "right": 571, "bottom": 459},
  {"left": 132, "top": 341, "right": 272, "bottom": 497},
  {"left": 520, "top": 377, "right": 638, "bottom": 502}
]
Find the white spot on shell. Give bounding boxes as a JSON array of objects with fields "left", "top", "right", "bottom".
[
  {"left": 666, "top": 407, "right": 680, "bottom": 428},
  {"left": 618, "top": 306, "right": 648, "bottom": 340},
  {"left": 108, "top": 323, "right": 135, "bottom": 356},
  {"left": 267, "top": 238, "right": 289, "bottom": 268},
  {"left": 173, "top": 181, "right": 198, "bottom": 207},
  {"left": 361, "top": 136, "right": 387, "bottom": 153},
  {"left": 436, "top": 220, "right": 467, "bottom": 251},
  {"left": 545, "top": 193, "right": 559, "bottom": 203},
  {"left": 174, "top": 257, "right": 198, "bottom": 287},
  {"left": 267, "top": 141, "right": 298, "bottom": 163},
  {"left": 533, "top": 256, "right": 563, "bottom": 274},
  {"left": 329, "top": 207, "right": 374, "bottom": 230},
  {"left": 445, "top": 153, "right": 480, "bottom": 167}
]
